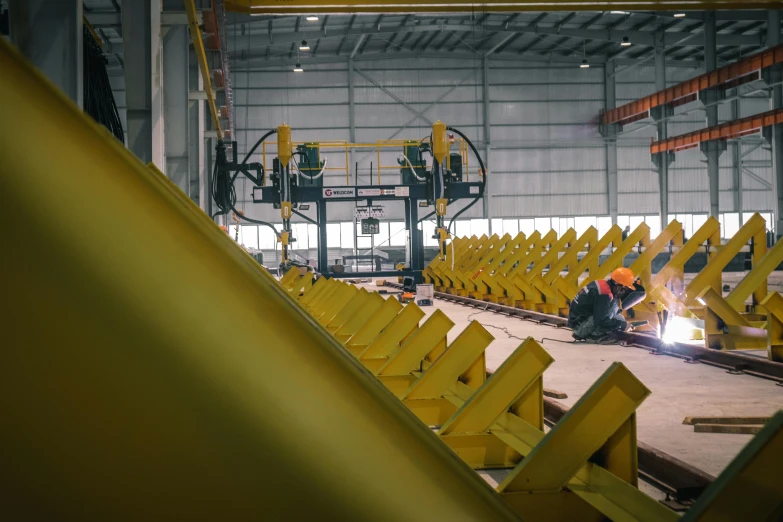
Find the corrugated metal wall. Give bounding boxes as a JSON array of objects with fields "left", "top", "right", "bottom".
[{"left": 107, "top": 55, "right": 775, "bottom": 224}]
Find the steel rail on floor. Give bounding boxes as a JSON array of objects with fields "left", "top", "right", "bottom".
[
  {"left": 383, "top": 280, "right": 783, "bottom": 504},
  {"left": 384, "top": 282, "right": 783, "bottom": 384}
]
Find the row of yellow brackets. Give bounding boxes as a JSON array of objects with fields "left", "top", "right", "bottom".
[
  {"left": 279, "top": 271, "right": 783, "bottom": 522},
  {"left": 421, "top": 215, "right": 783, "bottom": 360}
]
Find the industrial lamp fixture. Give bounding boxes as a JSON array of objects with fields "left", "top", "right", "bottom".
[
  {"left": 621, "top": 36, "right": 632, "bottom": 47},
  {"left": 293, "top": 63, "right": 304, "bottom": 72},
  {"left": 673, "top": 13, "right": 686, "bottom": 18},
  {"left": 299, "top": 40, "right": 310, "bottom": 51},
  {"left": 306, "top": 15, "right": 319, "bottom": 21},
  {"left": 579, "top": 40, "right": 589, "bottom": 68}
]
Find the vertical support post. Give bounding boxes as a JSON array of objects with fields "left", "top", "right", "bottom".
[
  {"left": 9, "top": 0, "right": 83, "bottom": 109},
  {"left": 482, "top": 57, "right": 491, "bottom": 220},
  {"left": 769, "top": 10, "right": 783, "bottom": 236},
  {"left": 732, "top": 97, "right": 744, "bottom": 225},
  {"left": 702, "top": 11, "right": 723, "bottom": 219},
  {"left": 318, "top": 202, "right": 328, "bottom": 274},
  {"left": 124, "top": 0, "right": 164, "bottom": 168},
  {"left": 195, "top": 50, "right": 207, "bottom": 209},
  {"left": 348, "top": 57, "right": 356, "bottom": 178},
  {"left": 407, "top": 199, "right": 423, "bottom": 281},
  {"left": 164, "top": 25, "right": 189, "bottom": 193},
  {"left": 653, "top": 31, "right": 670, "bottom": 226},
  {"left": 603, "top": 61, "right": 619, "bottom": 225}
]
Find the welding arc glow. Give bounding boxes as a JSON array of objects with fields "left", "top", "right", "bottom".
[{"left": 661, "top": 316, "right": 696, "bottom": 344}]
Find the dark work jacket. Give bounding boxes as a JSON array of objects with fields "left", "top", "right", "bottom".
[{"left": 568, "top": 280, "right": 619, "bottom": 330}]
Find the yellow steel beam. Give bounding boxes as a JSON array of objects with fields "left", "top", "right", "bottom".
[
  {"left": 684, "top": 213, "right": 766, "bottom": 307},
  {"left": 726, "top": 237, "right": 783, "bottom": 311},
  {"left": 361, "top": 303, "right": 426, "bottom": 361},
  {"left": 762, "top": 292, "right": 783, "bottom": 362},
  {"left": 0, "top": 38, "right": 523, "bottom": 521},
  {"left": 345, "top": 296, "right": 403, "bottom": 352},
  {"left": 439, "top": 338, "right": 553, "bottom": 436},
  {"left": 404, "top": 321, "right": 493, "bottom": 400},
  {"left": 334, "top": 291, "right": 385, "bottom": 343},
  {"left": 499, "top": 362, "right": 649, "bottom": 493},
  {"left": 225, "top": 0, "right": 779, "bottom": 15},
  {"left": 185, "top": 0, "right": 223, "bottom": 141},
  {"left": 377, "top": 310, "right": 454, "bottom": 376},
  {"left": 681, "top": 411, "right": 783, "bottom": 522}
]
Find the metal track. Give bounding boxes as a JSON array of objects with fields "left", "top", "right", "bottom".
[
  {"left": 382, "top": 281, "right": 783, "bottom": 503},
  {"left": 385, "top": 282, "right": 783, "bottom": 384}
]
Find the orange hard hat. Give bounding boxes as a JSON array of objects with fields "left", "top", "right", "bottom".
[
  {"left": 219, "top": 225, "right": 229, "bottom": 233},
  {"left": 610, "top": 267, "right": 635, "bottom": 289}
]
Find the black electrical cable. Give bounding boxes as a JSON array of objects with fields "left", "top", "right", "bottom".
[
  {"left": 83, "top": 26, "right": 124, "bottom": 142},
  {"left": 445, "top": 126, "right": 487, "bottom": 234}
]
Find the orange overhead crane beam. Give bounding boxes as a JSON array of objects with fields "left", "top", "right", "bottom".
[
  {"left": 650, "top": 108, "right": 783, "bottom": 154},
  {"left": 603, "top": 45, "right": 783, "bottom": 127},
  {"left": 224, "top": 1, "right": 783, "bottom": 15}
]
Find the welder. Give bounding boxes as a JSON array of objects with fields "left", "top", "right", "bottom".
[{"left": 568, "top": 267, "right": 646, "bottom": 342}]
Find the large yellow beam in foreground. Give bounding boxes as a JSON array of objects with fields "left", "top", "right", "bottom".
[
  {"left": 225, "top": 0, "right": 777, "bottom": 14},
  {"left": 0, "top": 39, "right": 520, "bottom": 522}
]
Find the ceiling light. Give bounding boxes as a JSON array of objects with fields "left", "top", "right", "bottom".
[
  {"left": 673, "top": 13, "right": 686, "bottom": 18},
  {"left": 580, "top": 59, "right": 590, "bottom": 69},
  {"left": 299, "top": 40, "right": 310, "bottom": 51},
  {"left": 610, "top": 11, "right": 629, "bottom": 15},
  {"left": 293, "top": 63, "right": 303, "bottom": 72},
  {"left": 306, "top": 16, "right": 319, "bottom": 21},
  {"left": 621, "top": 36, "right": 632, "bottom": 47}
]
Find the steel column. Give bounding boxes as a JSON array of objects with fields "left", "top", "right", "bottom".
[
  {"left": 703, "top": 11, "right": 723, "bottom": 219},
  {"left": 654, "top": 32, "right": 670, "bottom": 226},
  {"left": 770, "top": 10, "right": 783, "bottom": 235},
  {"left": 8, "top": 0, "right": 83, "bottom": 109},
  {"left": 604, "top": 61, "right": 618, "bottom": 225},
  {"left": 164, "top": 25, "right": 190, "bottom": 193},
  {"left": 348, "top": 57, "right": 356, "bottom": 176},
  {"left": 124, "top": 0, "right": 164, "bottom": 168},
  {"left": 483, "top": 57, "right": 491, "bottom": 221},
  {"left": 732, "top": 98, "right": 744, "bottom": 224},
  {"left": 318, "top": 202, "right": 328, "bottom": 273}
]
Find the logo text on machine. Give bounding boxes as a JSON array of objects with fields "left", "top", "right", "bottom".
[{"left": 323, "top": 188, "right": 356, "bottom": 198}]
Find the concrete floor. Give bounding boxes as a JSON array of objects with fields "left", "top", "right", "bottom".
[{"left": 360, "top": 281, "right": 783, "bottom": 479}]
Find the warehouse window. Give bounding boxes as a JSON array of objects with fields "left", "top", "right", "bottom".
[
  {"left": 259, "top": 226, "right": 278, "bottom": 250},
  {"left": 326, "top": 223, "right": 341, "bottom": 248},
  {"left": 340, "top": 222, "right": 354, "bottom": 249},
  {"left": 597, "top": 217, "right": 612, "bottom": 237},
  {"left": 534, "top": 218, "right": 551, "bottom": 235},
  {"left": 491, "top": 219, "right": 502, "bottom": 235},
  {"left": 455, "top": 220, "right": 471, "bottom": 238},
  {"left": 239, "top": 225, "right": 259, "bottom": 249},
  {"left": 375, "top": 222, "right": 390, "bottom": 246},
  {"left": 308, "top": 224, "right": 319, "bottom": 251},
  {"left": 691, "top": 214, "right": 708, "bottom": 239},
  {"left": 573, "top": 216, "right": 594, "bottom": 236},
  {"left": 644, "top": 215, "right": 661, "bottom": 238},
  {"left": 389, "top": 222, "right": 406, "bottom": 246},
  {"left": 743, "top": 212, "right": 773, "bottom": 229},
  {"left": 292, "top": 223, "right": 309, "bottom": 250},
  {"left": 471, "top": 219, "right": 489, "bottom": 238},
  {"left": 502, "top": 219, "right": 519, "bottom": 237},
  {"left": 519, "top": 219, "right": 535, "bottom": 236}
]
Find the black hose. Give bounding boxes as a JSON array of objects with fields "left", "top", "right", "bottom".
[
  {"left": 241, "top": 128, "right": 277, "bottom": 165},
  {"left": 445, "top": 126, "right": 488, "bottom": 234},
  {"left": 83, "top": 26, "right": 124, "bottom": 142}
]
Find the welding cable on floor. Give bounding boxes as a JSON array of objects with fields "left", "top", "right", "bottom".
[
  {"left": 538, "top": 337, "right": 578, "bottom": 345},
  {"left": 445, "top": 126, "right": 487, "bottom": 235},
  {"left": 467, "top": 310, "right": 526, "bottom": 342}
]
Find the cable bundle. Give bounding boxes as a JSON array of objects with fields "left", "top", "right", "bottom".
[{"left": 83, "top": 26, "right": 124, "bottom": 143}]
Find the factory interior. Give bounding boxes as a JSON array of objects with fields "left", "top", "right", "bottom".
[{"left": 4, "top": 0, "right": 783, "bottom": 520}]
